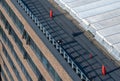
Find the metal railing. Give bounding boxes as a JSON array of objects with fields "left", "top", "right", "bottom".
[{"left": 17, "top": 0, "right": 90, "bottom": 81}]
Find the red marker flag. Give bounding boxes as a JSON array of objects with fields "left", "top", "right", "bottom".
[
  {"left": 102, "top": 65, "right": 106, "bottom": 75},
  {"left": 89, "top": 53, "right": 93, "bottom": 59},
  {"left": 50, "top": 9, "right": 53, "bottom": 18}
]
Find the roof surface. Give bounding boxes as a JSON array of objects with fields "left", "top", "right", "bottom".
[
  {"left": 55, "top": 0, "right": 120, "bottom": 60},
  {"left": 12, "top": 0, "right": 120, "bottom": 81}
]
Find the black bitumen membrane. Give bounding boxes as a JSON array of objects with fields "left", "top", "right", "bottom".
[{"left": 12, "top": 0, "right": 120, "bottom": 81}]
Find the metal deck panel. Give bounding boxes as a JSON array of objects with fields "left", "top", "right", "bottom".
[
  {"left": 106, "top": 33, "right": 120, "bottom": 45},
  {"left": 85, "top": 8, "right": 120, "bottom": 23},
  {"left": 97, "top": 25, "right": 120, "bottom": 37},
  {"left": 92, "top": 16, "right": 120, "bottom": 30},
  {"left": 72, "top": 0, "right": 120, "bottom": 13},
  {"left": 77, "top": 2, "right": 120, "bottom": 18},
  {"left": 114, "top": 44, "right": 120, "bottom": 53},
  {"left": 66, "top": 0, "right": 99, "bottom": 8}
]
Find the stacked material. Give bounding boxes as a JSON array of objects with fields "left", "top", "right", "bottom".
[{"left": 54, "top": 0, "right": 120, "bottom": 60}]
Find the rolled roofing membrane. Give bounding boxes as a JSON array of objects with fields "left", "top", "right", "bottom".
[{"left": 55, "top": 0, "right": 120, "bottom": 60}]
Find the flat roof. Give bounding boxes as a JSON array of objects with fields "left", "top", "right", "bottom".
[
  {"left": 12, "top": 0, "right": 120, "bottom": 81},
  {"left": 55, "top": 0, "right": 120, "bottom": 60}
]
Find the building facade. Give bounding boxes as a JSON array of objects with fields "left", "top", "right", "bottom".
[{"left": 0, "top": 0, "right": 82, "bottom": 81}]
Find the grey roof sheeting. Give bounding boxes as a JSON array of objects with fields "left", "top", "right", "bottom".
[{"left": 55, "top": 0, "right": 120, "bottom": 60}]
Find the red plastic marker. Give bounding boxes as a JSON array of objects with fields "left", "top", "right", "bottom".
[
  {"left": 102, "top": 65, "right": 106, "bottom": 75},
  {"left": 50, "top": 9, "right": 53, "bottom": 18},
  {"left": 89, "top": 53, "right": 93, "bottom": 59}
]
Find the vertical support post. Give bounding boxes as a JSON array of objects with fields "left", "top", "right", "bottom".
[
  {"left": 52, "top": 39, "right": 55, "bottom": 45},
  {"left": 63, "top": 52, "right": 66, "bottom": 58},
  {"left": 59, "top": 47, "right": 62, "bottom": 54},
  {"left": 81, "top": 72, "right": 83, "bottom": 80},
  {"left": 67, "top": 56, "right": 70, "bottom": 63},
  {"left": 31, "top": 15, "right": 34, "bottom": 20},
  {"left": 43, "top": 27, "right": 45, "bottom": 33},
  {"left": 40, "top": 24, "right": 43, "bottom": 30},
  {"left": 76, "top": 67, "right": 79, "bottom": 73},
  {"left": 37, "top": 21, "right": 40, "bottom": 26},
  {"left": 48, "top": 35, "right": 52, "bottom": 41},
  {"left": 46, "top": 31, "right": 49, "bottom": 37},
  {"left": 71, "top": 62, "right": 74, "bottom": 68},
  {"left": 56, "top": 43, "right": 59, "bottom": 49}
]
